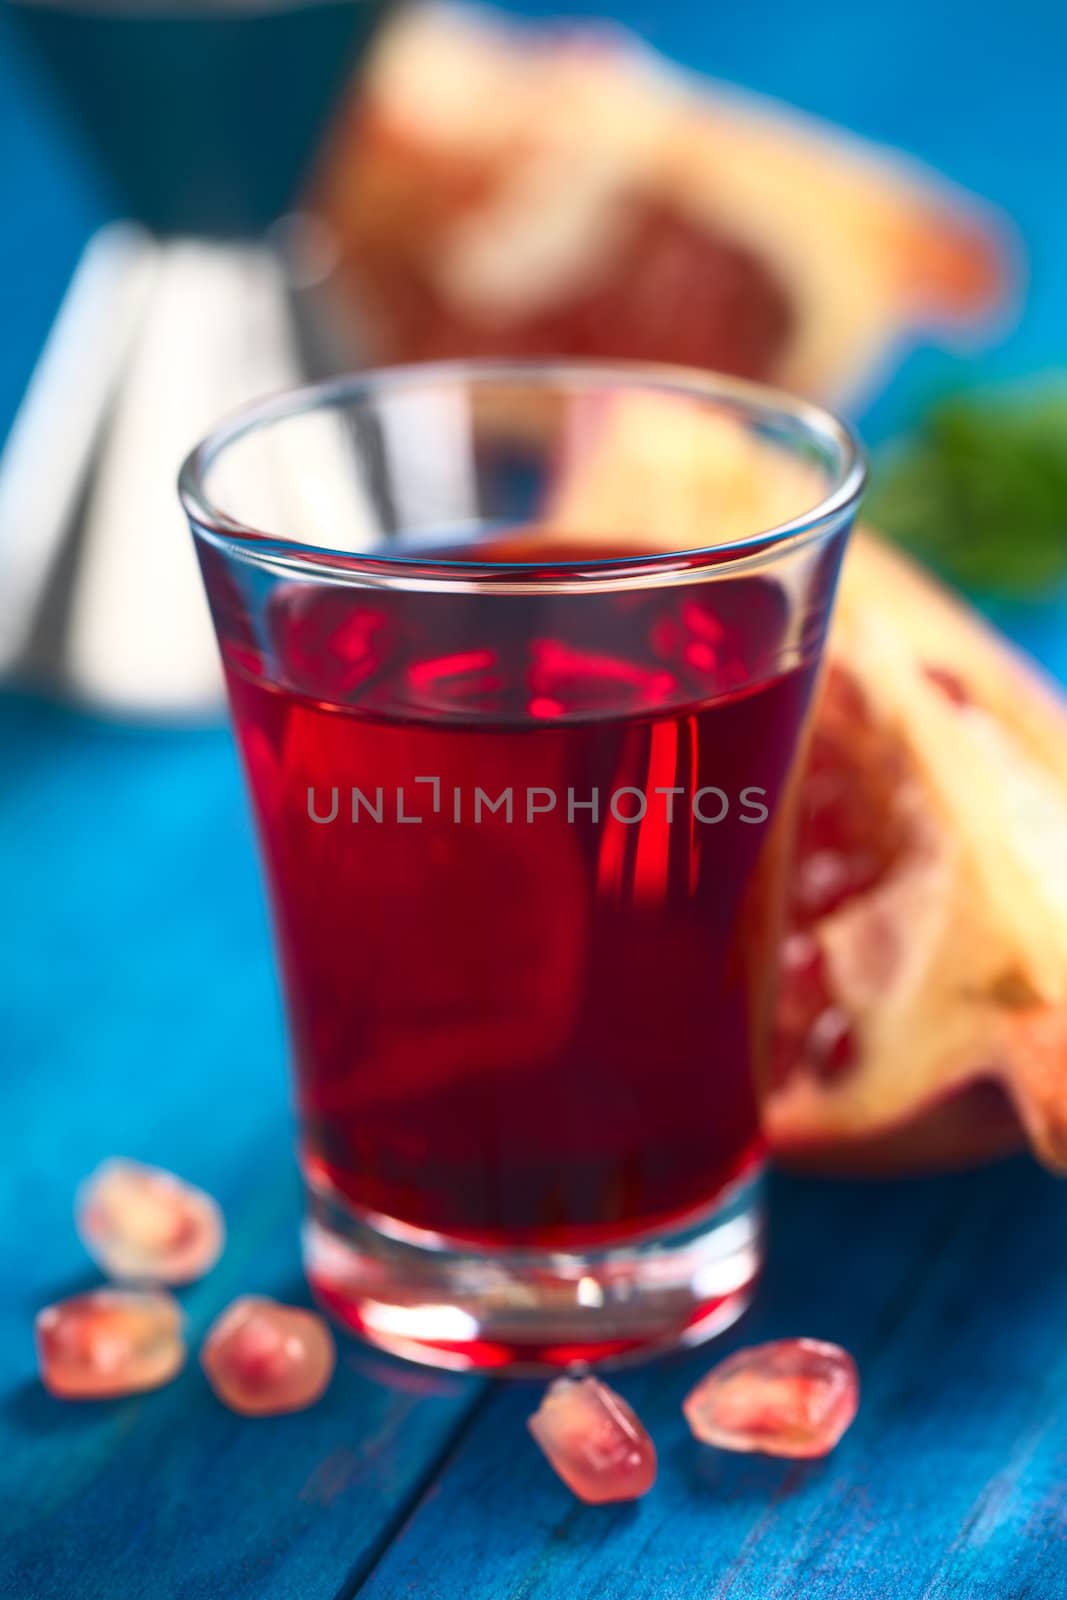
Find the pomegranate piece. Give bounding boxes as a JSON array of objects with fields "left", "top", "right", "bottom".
[
  {"left": 201, "top": 1297, "right": 335, "bottom": 1416},
  {"left": 36, "top": 1288, "right": 185, "bottom": 1400},
  {"left": 76, "top": 1158, "right": 224, "bottom": 1284},
  {"left": 771, "top": 663, "right": 918, "bottom": 1096},
  {"left": 923, "top": 662, "right": 971, "bottom": 707},
  {"left": 772, "top": 932, "right": 858, "bottom": 1090},
  {"left": 790, "top": 664, "right": 915, "bottom": 926},
  {"left": 527, "top": 1375, "right": 657, "bottom": 1503},
  {"left": 684, "top": 1338, "right": 859, "bottom": 1458},
  {"left": 431, "top": 201, "right": 794, "bottom": 381}
]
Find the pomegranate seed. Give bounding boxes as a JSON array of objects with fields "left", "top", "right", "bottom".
[
  {"left": 684, "top": 1338, "right": 859, "bottom": 1458},
  {"left": 36, "top": 1288, "right": 185, "bottom": 1400},
  {"left": 77, "top": 1158, "right": 224, "bottom": 1284},
  {"left": 528, "top": 1375, "right": 657, "bottom": 1503},
  {"left": 201, "top": 1297, "right": 335, "bottom": 1416}
]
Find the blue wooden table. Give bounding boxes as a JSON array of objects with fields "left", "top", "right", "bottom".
[{"left": 1, "top": 2, "right": 1065, "bottom": 1595}]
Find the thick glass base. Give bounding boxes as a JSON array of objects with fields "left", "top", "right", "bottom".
[{"left": 303, "top": 1170, "right": 763, "bottom": 1374}]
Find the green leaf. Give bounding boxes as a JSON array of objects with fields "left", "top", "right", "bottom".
[{"left": 866, "top": 378, "right": 1067, "bottom": 598}]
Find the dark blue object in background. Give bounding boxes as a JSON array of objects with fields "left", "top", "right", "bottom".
[{"left": 4, "top": 0, "right": 392, "bottom": 236}]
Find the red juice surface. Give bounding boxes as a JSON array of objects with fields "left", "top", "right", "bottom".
[{"left": 217, "top": 538, "right": 819, "bottom": 1249}]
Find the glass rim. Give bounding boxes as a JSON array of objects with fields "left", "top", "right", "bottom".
[{"left": 178, "top": 358, "right": 867, "bottom": 594}]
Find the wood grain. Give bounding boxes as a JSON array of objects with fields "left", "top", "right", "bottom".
[
  {"left": 355, "top": 1165, "right": 1067, "bottom": 1600},
  {"left": 0, "top": 700, "right": 484, "bottom": 1600}
]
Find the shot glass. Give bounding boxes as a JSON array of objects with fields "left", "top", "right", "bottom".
[{"left": 180, "top": 361, "right": 865, "bottom": 1371}]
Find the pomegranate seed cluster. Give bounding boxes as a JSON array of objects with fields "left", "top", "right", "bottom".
[{"left": 35, "top": 1159, "right": 335, "bottom": 1416}]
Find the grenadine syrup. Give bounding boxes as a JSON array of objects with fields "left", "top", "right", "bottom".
[{"left": 215, "top": 537, "right": 821, "bottom": 1249}]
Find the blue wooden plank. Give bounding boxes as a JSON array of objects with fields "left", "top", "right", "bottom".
[
  {"left": 356, "top": 1162, "right": 1067, "bottom": 1600},
  {"left": 0, "top": 698, "right": 483, "bottom": 1600}
]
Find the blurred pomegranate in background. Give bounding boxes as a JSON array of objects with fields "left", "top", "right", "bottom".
[{"left": 312, "top": 3, "right": 1012, "bottom": 406}]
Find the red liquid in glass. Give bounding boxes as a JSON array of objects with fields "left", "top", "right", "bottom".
[{"left": 218, "top": 539, "right": 819, "bottom": 1250}]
